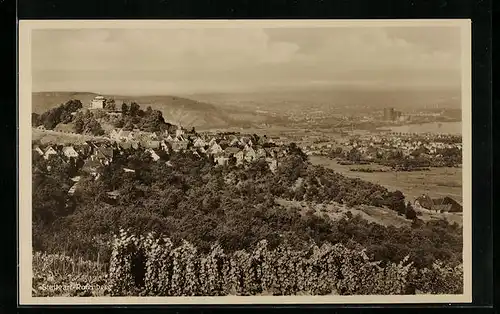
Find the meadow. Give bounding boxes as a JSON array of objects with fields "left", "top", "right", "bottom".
[{"left": 309, "top": 156, "right": 463, "bottom": 204}]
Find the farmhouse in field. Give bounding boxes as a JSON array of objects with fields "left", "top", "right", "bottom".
[{"left": 414, "top": 194, "right": 462, "bottom": 213}]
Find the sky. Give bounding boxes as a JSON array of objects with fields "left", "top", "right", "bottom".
[{"left": 31, "top": 26, "right": 462, "bottom": 95}]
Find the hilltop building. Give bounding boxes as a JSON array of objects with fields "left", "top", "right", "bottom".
[{"left": 90, "top": 96, "right": 105, "bottom": 110}]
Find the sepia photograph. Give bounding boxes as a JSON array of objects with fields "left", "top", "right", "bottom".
[{"left": 18, "top": 20, "right": 471, "bottom": 304}]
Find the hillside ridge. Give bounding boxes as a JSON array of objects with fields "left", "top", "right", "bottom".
[{"left": 32, "top": 91, "right": 237, "bottom": 130}]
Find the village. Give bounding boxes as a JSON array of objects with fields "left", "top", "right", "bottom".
[
  {"left": 300, "top": 132, "right": 462, "bottom": 164},
  {"left": 33, "top": 125, "right": 282, "bottom": 178},
  {"left": 33, "top": 127, "right": 462, "bottom": 214}
]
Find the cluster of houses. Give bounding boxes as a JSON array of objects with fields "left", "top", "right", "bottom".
[
  {"left": 302, "top": 133, "right": 462, "bottom": 161},
  {"left": 33, "top": 127, "right": 285, "bottom": 179}
]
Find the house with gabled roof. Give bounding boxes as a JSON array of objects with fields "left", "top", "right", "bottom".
[
  {"left": 171, "top": 140, "right": 188, "bottom": 152},
  {"left": 174, "top": 134, "right": 186, "bottom": 142},
  {"left": 146, "top": 148, "right": 161, "bottom": 161},
  {"left": 91, "top": 145, "right": 113, "bottom": 165},
  {"left": 229, "top": 137, "right": 240, "bottom": 147},
  {"left": 239, "top": 136, "right": 250, "bottom": 146},
  {"left": 142, "top": 140, "right": 160, "bottom": 149},
  {"left": 256, "top": 148, "right": 267, "bottom": 159},
  {"left": 33, "top": 145, "right": 44, "bottom": 156},
  {"left": 198, "top": 146, "right": 207, "bottom": 155},
  {"left": 208, "top": 137, "right": 218, "bottom": 147},
  {"left": 244, "top": 146, "right": 256, "bottom": 163},
  {"left": 214, "top": 153, "right": 229, "bottom": 166},
  {"left": 175, "top": 125, "right": 185, "bottom": 138},
  {"left": 193, "top": 137, "right": 207, "bottom": 148},
  {"left": 209, "top": 142, "right": 223, "bottom": 155},
  {"left": 235, "top": 150, "right": 245, "bottom": 165},
  {"left": 44, "top": 146, "right": 58, "bottom": 160},
  {"left": 432, "top": 196, "right": 462, "bottom": 213},
  {"left": 160, "top": 140, "right": 171, "bottom": 153},
  {"left": 62, "top": 146, "right": 79, "bottom": 159},
  {"left": 265, "top": 157, "right": 278, "bottom": 173},
  {"left": 109, "top": 129, "right": 120, "bottom": 141},
  {"left": 118, "top": 141, "right": 132, "bottom": 150}
]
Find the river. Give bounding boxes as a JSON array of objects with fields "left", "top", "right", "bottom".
[{"left": 381, "top": 121, "right": 462, "bottom": 135}]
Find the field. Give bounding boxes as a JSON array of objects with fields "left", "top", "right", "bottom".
[{"left": 309, "top": 155, "right": 463, "bottom": 204}]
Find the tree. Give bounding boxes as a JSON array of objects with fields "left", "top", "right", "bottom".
[
  {"left": 73, "top": 112, "right": 85, "bottom": 133},
  {"left": 287, "top": 142, "right": 308, "bottom": 161},
  {"left": 105, "top": 99, "right": 116, "bottom": 111},
  {"left": 139, "top": 110, "right": 167, "bottom": 132},
  {"left": 347, "top": 148, "right": 362, "bottom": 162},
  {"left": 121, "top": 103, "right": 129, "bottom": 115},
  {"left": 129, "top": 102, "right": 140, "bottom": 116},
  {"left": 405, "top": 202, "right": 417, "bottom": 220},
  {"left": 114, "top": 118, "right": 125, "bottom": 128},
  {"left": 64, "top": 99, "right": 83, "bottom": 112},
  {"left": 73, "top": 111, "right": 104, "bottom": 135},
  {"left": 85, "top": 118, "right": 104, "bottom": 136},
  {"left": 385, "top": 190, "right": 406, "bottom": 215},
  {"left": 60, "top": 111, "right": 73, "bottom": 124},
  {"left": 123, "top": 120, "right": 134, "bottom": 131},
  {"left": 32, "top": 176, "right": 68, "bottom": 225},
  {"left": 42, "top": 109, "right": 61, "bottom": 130},
  {"left": 32, "top": 113, "right": 41, "bottom": 127}
]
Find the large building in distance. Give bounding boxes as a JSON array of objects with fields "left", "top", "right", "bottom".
[
  {"left": 383, "top": 107, "right": 403, "bottom": 121},
  {"left": 383, "top": 107, "right": 395, "bottom": 121}
]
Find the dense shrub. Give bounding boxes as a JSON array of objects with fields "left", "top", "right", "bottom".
[
  {"left": 108, "top": 230, "right": 463, "bottom": 296},
  {"left": 35, "top": 100, "right": 83, "bottom": 129}
]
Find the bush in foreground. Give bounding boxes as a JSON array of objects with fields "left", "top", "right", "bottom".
[{"left": 108, "top": 230, "right": 463, "bottom": 296}]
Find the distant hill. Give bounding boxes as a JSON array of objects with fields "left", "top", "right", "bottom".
[
  {"left": 32, "top": 92, "right": 250, "bottom": 130},
  {"left": 32, "top": 92, "right": 100, "bottom": 114}
]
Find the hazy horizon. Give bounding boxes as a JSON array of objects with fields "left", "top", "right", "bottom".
[{"left": 32, "top": 26, "right": 462, "bottom": 96}]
